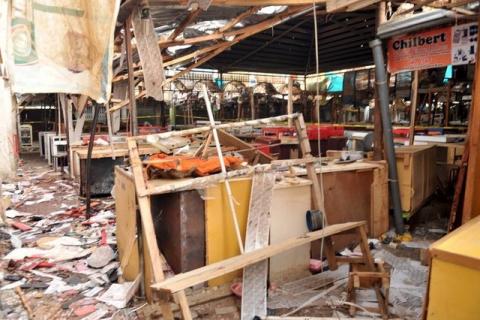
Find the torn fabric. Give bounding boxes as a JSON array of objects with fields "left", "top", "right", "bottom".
[{"left": 5, "top": 0, "right": 120, "bottom": 102}]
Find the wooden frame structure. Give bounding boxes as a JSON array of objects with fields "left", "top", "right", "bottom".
[
  {"left": 111, "top": 4, "right": 314, "bottom": 115},
  {"left": 126, "top": 113, "right": 382, "bottom": 318}
]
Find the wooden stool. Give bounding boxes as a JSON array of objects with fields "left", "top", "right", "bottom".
[{"left": 347, "top": 261, "right": 390, "bottom": 319}]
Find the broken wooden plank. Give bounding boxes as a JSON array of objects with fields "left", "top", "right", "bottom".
[
  {"left": 217, "top": 129, "right": 273, "bottom": 163},
  {"left": 137, "top": 113, "right": 300, "bottom": 140},
  {"left": 265, "top": 317, "right": 402, "bottom": 320},
  {"left": 127, "top": 138, "right": 189, "bottom": 320},
  {"left": 287, "top": 76, "right": 293, "bottom": 127},
  {"left": 151, "top": 221, "right": 366, "bottom": 293},
  {"left": 125, "top": 15, "right": 138, "bottom": 135},
  {"left": 162, "top": 5, "right": 312, "bottom": 85},
  {"left": 218, "top": 6, "right": 260, "bottom": 33},
  {"left": 241, "top": 170, "right": 275, "bottom": 320},
  {"left": 168, "top": 8, "right": 202, "bottom": 41},
  {"left": 203, "top": 84, "right": 244, "bottom": 254},
  {"left": 131, "top": 7, "right": 165, "bottom": 101},
  {"left": 109, "top": 90, "right": 146, "bottom": 113}
]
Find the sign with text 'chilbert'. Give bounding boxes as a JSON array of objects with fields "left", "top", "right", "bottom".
[{"left": 387, "top": 23, "right": 478, "bottom": 74}]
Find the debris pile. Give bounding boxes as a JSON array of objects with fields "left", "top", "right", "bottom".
[{"left": 0, "top": 165, "right": 141, "bottom": 319}]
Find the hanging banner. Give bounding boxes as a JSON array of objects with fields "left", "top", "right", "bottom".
[
  {"left": 388, "top": 23, "right": 478, "bottom": 74},
  {"left": 5, "top": 0, "right": 120, "bottom": 103}
]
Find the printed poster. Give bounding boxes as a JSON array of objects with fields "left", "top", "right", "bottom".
[{"left": 388, "top": 23, "right": 478, "bottom": 74}]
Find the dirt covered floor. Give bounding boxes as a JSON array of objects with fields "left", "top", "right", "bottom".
[{"left": 0, "top": 154, "right": 446, "bottom": 319}]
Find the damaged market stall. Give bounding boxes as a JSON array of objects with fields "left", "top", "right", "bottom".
[{"left": 114, "top": 110, "right": 391, "bottom": 318}]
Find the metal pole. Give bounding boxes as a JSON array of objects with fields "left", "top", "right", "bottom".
[
  {"left": 85, "top": 103, "right": 101, "bottom": 219},
  {"left": 369, "top": 39, "right": 405, "bottom": 234}
]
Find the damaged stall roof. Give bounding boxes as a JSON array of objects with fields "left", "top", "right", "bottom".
[
  {"left": 114, "top": 0, "right": 479, "bottom": 77},
  {"left": 114, "top": 2, "right": 378, "bottom": 77}
]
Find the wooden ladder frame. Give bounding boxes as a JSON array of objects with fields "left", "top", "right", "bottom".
[{"left": 126, "top": 113, "right": 379, "bottom": 319}]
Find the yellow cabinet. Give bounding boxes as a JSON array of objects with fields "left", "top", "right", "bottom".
[{"left": 426, "top": 216, "right": 480, "bottom": 320}]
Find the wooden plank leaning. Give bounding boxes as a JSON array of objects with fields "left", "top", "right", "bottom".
[
  {"left": 126, "top": 138, "right": 192, "bottom": 320},
  {"left": 293, "top": 114, "right": 338, "bottom": 270}
]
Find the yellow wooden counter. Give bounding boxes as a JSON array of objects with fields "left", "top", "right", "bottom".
[{"left": 426, "top": 216, "right": 480, "bottom": 320}]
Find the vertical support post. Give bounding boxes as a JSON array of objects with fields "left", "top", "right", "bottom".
[
  {"left": 462, "top": 19, "right": 480, "bottom": 223},
  {"left": 373, "top": 1, "right": 386, "bottom": 160},
  {"left": 287, "top": 76, "right": 294, "bottom": 127},
  {"left": 445, "top": 83, "right": 451, "bottom": 126},
  {"left": 370, "top": 39, "right": 405, "bottom": 234},
  {"left": 250, "top": 89, "right": 255, "bottom": 120},
  {"left": 408, "top": 70, "right": 419, "bottom": 146},
  {"left": 106, "top": 103, "right": 116, "bottom": 160},
  {"left": 125, "top": 15, "right": 138, "bottom": 136},
  {"left": 85, "top": 103, "right": 101, "bottom": 219},
  {"left": 427, "top": 90, "right": 433, "bottom": 125}
]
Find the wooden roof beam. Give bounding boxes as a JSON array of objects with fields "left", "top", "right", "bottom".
[
  {"left": 158, "top": 5, "right": 310, "bottom": 47},
  {"left": 168, "top": 7, "right": 202, "bottom": 41},
  {"left": 227, "top": 17, "right": 312, "bottom": 68},
  {"left": 175, "top": 0, "right": 325, "bottom": 5},
  {"left": 158, "top": 0, "right": 327, "bottom": 7},
  {"left": 326, "top": 0, "right": 381, "bottom": 12},
  {"left": 114, "top": 5, "right": 313, "bottom": 87},
  {"left": 218, "top": 6, "right": 260, "bottom": 33},
  {"left": 163, "top": 5, "right": 313, "bottom": 85}
]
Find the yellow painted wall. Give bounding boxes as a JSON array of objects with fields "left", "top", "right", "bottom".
[
  {"left": 427, "top": 258, "right": 480, "bottom": 320},
  {"left": 205, "top": 178, "right": 252, "bottom": 286}
]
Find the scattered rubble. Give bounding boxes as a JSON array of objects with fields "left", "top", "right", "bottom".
[
  {"left": 0, "top": 161, "right": 142, "bottom": 319},
  {"left": 0, "top": 157, "right": 439, "bottom": 319}
]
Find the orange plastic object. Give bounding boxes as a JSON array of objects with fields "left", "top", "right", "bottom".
[{"left": 147, "top": 154, "right": 242, "bottom": 177}]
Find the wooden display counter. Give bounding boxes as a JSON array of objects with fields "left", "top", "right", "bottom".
[
  {"left": 71, "top": 143, "right": 157, "bottom": 197},
  {"left": 395, "top": 145, "right": 437, "bottom": 218}
]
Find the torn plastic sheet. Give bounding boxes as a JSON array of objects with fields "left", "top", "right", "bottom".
[{"left": 4, "top": 0, "right": 120, "bottom": 102}]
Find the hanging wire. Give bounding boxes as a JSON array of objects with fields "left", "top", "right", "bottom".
[{"left": 312, "top": 0, "right": 328, "bottom": 271}]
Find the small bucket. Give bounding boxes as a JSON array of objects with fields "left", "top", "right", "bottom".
[{"left": 306, "top": 210, "right": 324, "bottom": 231}]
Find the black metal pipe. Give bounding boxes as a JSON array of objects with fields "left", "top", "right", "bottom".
[
  {"left": 85, "top": 103, "right": 101, "bottom": 219},
  {"left": 369, "top": 39, "right": 405, "bottom": 234}
]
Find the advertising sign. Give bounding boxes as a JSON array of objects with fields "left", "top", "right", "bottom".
[{"left": 388, "top": 23, "right": 478, "bottom": 74}]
